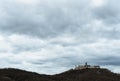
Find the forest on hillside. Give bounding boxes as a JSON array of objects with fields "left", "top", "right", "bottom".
[{"left": 0, "top": 68, "right": 119, "bottom": 81}]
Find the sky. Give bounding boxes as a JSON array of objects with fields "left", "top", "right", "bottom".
[{"left": 0, "top": 0, "right": 120, "bottom": 74}]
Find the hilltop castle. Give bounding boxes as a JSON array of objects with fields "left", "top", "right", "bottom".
[{"left": 74, "top": 62, "right": 100, "bottom": 70}]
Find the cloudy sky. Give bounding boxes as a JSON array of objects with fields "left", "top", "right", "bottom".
[{"left": 0, "top": 0, "right": 120, "bottom": 74}]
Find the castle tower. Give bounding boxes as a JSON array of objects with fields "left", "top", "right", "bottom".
[{"left": 85, "top": 62, "right": 87, "bottom": 66}]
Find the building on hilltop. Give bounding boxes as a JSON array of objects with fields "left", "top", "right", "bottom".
[{"left": 74, "top": 62, "right": 100, "bottom": 70}]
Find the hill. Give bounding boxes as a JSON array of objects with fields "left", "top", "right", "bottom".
[{"left": 0, "top": 68, "right": 119, "bottom": 81}]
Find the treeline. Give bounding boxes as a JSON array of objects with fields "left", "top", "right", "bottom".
[{"left": 0, "top": 68, "right": 119, "bottom": 81}]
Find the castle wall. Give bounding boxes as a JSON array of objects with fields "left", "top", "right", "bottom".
[{"left": 74, "top": 64, "right": 100, "bottom": 70}]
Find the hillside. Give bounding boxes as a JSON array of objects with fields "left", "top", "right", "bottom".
[
  {"left": 54, "top": 68, "right": 120, "bottom": 81},
  {"left": 0, "top": 68, "right": 119, "bottom": 81}
]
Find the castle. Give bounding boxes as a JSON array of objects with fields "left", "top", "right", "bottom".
[{"left": 74, "top": 62, "right": 100, "bottom": 70}]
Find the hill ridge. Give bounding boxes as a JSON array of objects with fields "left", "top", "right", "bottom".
[{"left": 0, "top": 68, "right": 119, "bottom": 81}]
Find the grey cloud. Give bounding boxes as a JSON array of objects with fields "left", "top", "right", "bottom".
[
  {"left": 0, "top": 0, "right": 120, "bottom": 74},
  {"left": 0, "top": 0, "right": 92, "bottom": 38},
  {"left": 0, "top": 0, "right": 120, "bottom": 40},
  {"left": 12, "top": 45, "right": 41, "bottom": 53},
  {"left": 94, "top": 8, "right": 120, "bottom": 24},
  {"left": 30, "top": 56, "right": 81, "bottom": 67},
  {"left": 0, "top": 33, "right": 120, "bottom": 74},
  {"left": 94, "top": 56, "right": 120, "bottom": 66},
  {"left": 0, "top": 56, "right": 21, "bottom": 65},
  {"left": 93, "top": 0, "right": 120, "bottom": 24}
]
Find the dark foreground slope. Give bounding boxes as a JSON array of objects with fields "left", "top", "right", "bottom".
[{"left": 0, "top": 68, "right": 119, "bottom": 81}]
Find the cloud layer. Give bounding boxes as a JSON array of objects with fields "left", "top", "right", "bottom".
[{"left": 0, "top": 0, "right": 120, "bottom": 74}]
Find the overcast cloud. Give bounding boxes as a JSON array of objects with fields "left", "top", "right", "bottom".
[{"left": 0, "top": 0, "right": 120, "bottom": 74}]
